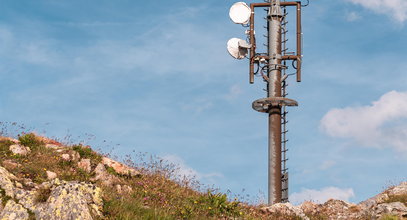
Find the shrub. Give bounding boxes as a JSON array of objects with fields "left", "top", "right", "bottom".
[
  {"left": 18, "top": 133, "right": 44, "bottom": 150},
  {"left": 0, "top": 140, "right": 13, "bottom": 154},
  {"left": 72, "top": 145, "right": 102, "bottom": 163},
  {"left": 384, "top": 194, "right": 407, "bottom": 206}
]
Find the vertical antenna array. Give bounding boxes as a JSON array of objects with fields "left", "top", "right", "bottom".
[{"left": 227, "top": 0, "right": 306, "bottom": 205}]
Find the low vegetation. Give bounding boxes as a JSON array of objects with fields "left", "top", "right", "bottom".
[
  {"left": 0, "top": 133, "right": 268, "bottom": 219},
  {"left": 1, "top": 130, "right": 406, "bottom": 219},
  {"left": 384, "top": 194, "right": 407, "bottom": 207}
]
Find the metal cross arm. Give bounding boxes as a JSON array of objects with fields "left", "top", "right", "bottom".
[{"left": 248, "top": 1, "right": 303, "bottom": 84}]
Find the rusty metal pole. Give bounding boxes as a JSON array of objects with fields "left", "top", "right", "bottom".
[{"left": 268, "top": 0, "right": 282, "bottom": 205}]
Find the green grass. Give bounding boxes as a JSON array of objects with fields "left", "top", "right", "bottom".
[
  {"left": 0, "top": 133, "right": 273, "bottom": 219},
  {"left": 18, "top": 133, "right": 44, "bottom": 150},
  {"left": 72, "top": 145, "right": 102, "bottom": 163},
  {"left": 384, "top": 194, "right": 407, "bottom": 206},
  {"left": 380, "top": 214, "right": 399, "bottom": 220},
  {"left": 0, "top": 188, "right": 12, "bottom": 207}
]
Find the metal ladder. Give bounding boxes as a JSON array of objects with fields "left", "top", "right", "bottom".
[
  {"left": 281, "top": 4, "right": 290, "bottom": 203},
  {"left": 262, "top": 0, "right": 290, "bottom": 203}
]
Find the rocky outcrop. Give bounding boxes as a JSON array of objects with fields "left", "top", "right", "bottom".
[
  {"left": 0, "top": 200, "right": 29, "bottom": 220},
  {"left": 1, "top": 134, "right": 405, "bottom": 220},
  {"left": 0, "top": 166, "right": 19, "bottom": 198},
  {"left": 261, "top": 202, "right": 310, "bottom": 220},
  {"left": 101, "top": 157, "right": 140, "bottom": 177},
  {"left": 35, "top": 180, "right": 103, "bottom": 220},
  {"left": 0, "top": 165, "right": 103, "bottom": 220},
  {"left": 9, "top": 145, "right": 30, "bottom": 156},
  {"left": 264, "top": 182, "right": 407, "bottom": 220}
]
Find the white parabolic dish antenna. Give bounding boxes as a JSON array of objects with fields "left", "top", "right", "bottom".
[
  {"left": 229, "top": 2, "right": 251, "bottom": 24},
  {"left": 227, "top": 38, "right": 251, "bottom": 59}
]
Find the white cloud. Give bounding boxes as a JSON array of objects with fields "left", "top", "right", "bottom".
[
  {"left": 290, "top": 187, "right": 355, "bottom": 205},
  {"left": 346, "top": 0, "right": 407, "bottom": 22},
  {"left": 320, "top": 91, "right": 407, "bottom": 152},
  {"left": 161, "top": 154, "right": 223, "bottom": 182}
]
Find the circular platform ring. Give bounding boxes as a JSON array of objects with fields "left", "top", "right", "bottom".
[{"left": 252, "top": 97, "right": 298, "bottom": 113}]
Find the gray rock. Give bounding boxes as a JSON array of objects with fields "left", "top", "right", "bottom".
[
  {"left": 46, "top": 171, "right": 57, "bottom": 180},
  {"left": 261, "top": 203, "right": 310, "bottom": 220},
  {"left": 374, "top": 202, "right": 407, "bottom": 218},
  {"left": 35, "top": 181, "right": 103, "bottom": 220},
  {"left": 2, "top": 160, "right": 21, "bottom": 170},
  {"left": 14, "top": 189, "right": 37, "bottom": 211},
  {"left": 78, "top": 159, "right": 92, "bottom": 172},
  {"left": 60, "top": 154, "right": 70, "bottom": 161},
  {"left": 102, "top": 157, "right": 140, "bottom": 177},
  {"left": 0, "top": 200, "right": 29, "bottom": 220},
  {"left": 91, "top": 163, "right": 119, "bottom": 186},
  {"left": 0, "top": 166, "right": 18, "bottom": 198},
  {"left": 9, "top": 145, "right": 30, "bottom": 156}
]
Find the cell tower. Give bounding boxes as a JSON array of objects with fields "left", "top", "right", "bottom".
[{"left": 227, "top": 0, "right": 307, "bottom": 205}]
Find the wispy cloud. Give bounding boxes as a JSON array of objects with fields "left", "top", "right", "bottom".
[
  {"left": 161, "top": 154, "right": 223, "bottom": 183},
  {"left": 320, "top": 91, "right": 407, "bottom": 152},
  {"left": 290, "top": 187, "right": 355, "bottom": 205},
  {"left": 346, "top": 0, "right": 407, "bottom": 22}
]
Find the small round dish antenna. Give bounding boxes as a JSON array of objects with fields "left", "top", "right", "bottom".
[
  {"left": 229, "top": 2, "right": 252, "bottom": 24},
  {"left": 227, "top": 38, "right": 251, "bottom": 59}
]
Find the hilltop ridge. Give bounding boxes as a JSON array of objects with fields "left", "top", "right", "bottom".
[{"left": 0, "top": 133, "right": 405, "bottom": 219}]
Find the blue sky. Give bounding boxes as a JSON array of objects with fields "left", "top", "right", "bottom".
[{"left": 0, "top": 0, "right": 406, "bottom": 205}]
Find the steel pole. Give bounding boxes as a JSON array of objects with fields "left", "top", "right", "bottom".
[{"left": 268, "top": 0, "right": 282, "bottom": 205}]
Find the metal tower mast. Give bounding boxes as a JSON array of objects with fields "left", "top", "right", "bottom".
[
  {"left": 227, "top": 0, "right": 305, "bottom": 205},
  {"left": 267, "top": 0, "right": 283, "bottom": 204}
]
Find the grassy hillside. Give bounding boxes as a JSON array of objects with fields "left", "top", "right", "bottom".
[
  {"left": 0, "top": 132, "right": 405, "bottom": 220},
  {"left": 0, "top": 133, "right": 270, "bottom": 219}
]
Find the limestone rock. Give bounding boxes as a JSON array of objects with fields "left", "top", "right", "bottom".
[
  {"left": 387, "top": 182, "right": 407, "bottom": 196},
  {"left": 2, "top": 160, "right": 21, "bottom": 170},
  {"left": 0, "top": 166, "right": 18, "bottom": 198},
  {"left": 261, "top": 203, "right": 310, "bottom": 220},
  {"left": 91, "top": 163, "right": 119, "bottom": 186},
  {"left": 360, "top": 182, "right": 407, "bottom": 209},
  {"left": 46, "top": 171, "right": 57, "bottom": 180},
  {"left": 71, "top": 151, "right": 81, "bottom": 161},
  {"left": 300, "top": 201, "right": 320, "bottom": 216},
  {"left": 102, "top": 157, "right": 140, "bottom": 177},
  {"left": 115, "top": 184, "right": 133, "bottom": 194},
  {"left": 319, "top": 199, "right": 357, "bottom": 220},
  {"left": 373, "top": 202, "right": 407, "bottom": 218},
  {"left": 59, "top": 151, "right": 80, "bottom": 161},
  {"left": 9, "top": 145, "right": 30, "bottom": 156},
  {"left": 78, "top": 159, "right": 92, "bottom": 172},
  {"left": 14, "top": 189, "right": 37, "bottom": 211},
  {"left": 60, "top": 154, "right": 70, "bottom": 161},
  {"left": 0, "top": 200, "right": 29, "bottom": 220},
  {"left": 35, "top": 181, "right": 103, "bottom": 220}
]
